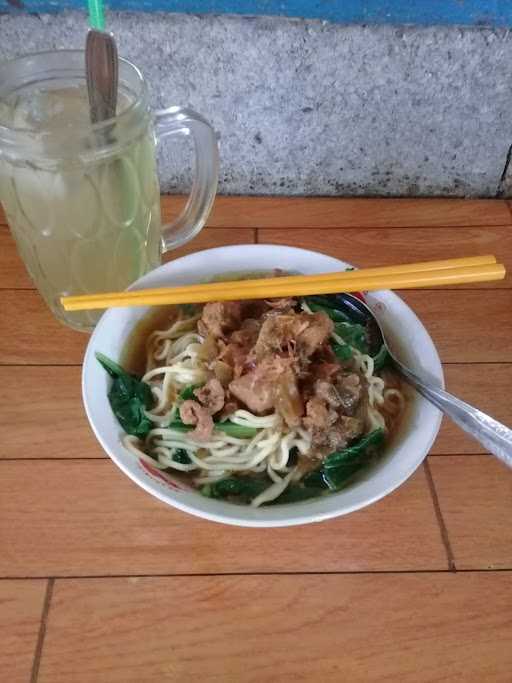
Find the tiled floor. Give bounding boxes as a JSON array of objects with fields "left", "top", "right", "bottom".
[{"left": 1, "top": 197, "right": 511, "bottom": 682}]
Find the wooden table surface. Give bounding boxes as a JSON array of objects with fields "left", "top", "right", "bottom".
[{"left": 1, "top": 197, "right": 512, "bottom": 682}]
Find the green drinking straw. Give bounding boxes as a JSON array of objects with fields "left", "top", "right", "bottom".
[{"left": 88, "top": 0, "right": 105, "bottom": 31}]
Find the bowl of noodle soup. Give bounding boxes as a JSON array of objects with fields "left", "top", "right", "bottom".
[{"left": 82, "top": 245, "right": 443, "bottom": 527}]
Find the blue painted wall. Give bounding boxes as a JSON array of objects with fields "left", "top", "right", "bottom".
[{"left": 1, "top": 0, "right": 511, "bottom": 27}]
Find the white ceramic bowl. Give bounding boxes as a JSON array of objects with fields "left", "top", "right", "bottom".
[{"left": 82, "top": 245, "right": 443, "bottom": 527}]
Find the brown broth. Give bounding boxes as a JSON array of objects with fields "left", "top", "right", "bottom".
[{"left": 121, "top": 305, "right": 181, "bottom": 376}]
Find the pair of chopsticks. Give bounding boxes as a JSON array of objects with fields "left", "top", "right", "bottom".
[{"left": 61, "top": 254, "right": 505, "bottom": 311}]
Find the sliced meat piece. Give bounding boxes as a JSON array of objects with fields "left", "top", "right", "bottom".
[
  {"left": 211, "top": 360, "right": 233, "bottom": 387},
  {"left": 196, "top": 334, "right": 218, "bottom": 362},
  {"left": 228, "top": 369, "right": 274, "bottom": 414},
  {"left": 265, "top": 297, "right": 297, "bottom": 311},
  {"left": 297, "top": 312, "right": 333, "bottom": 358},
  {"left": 194, "top": 378, "right": 225, "bottom": 415},
  {"left": 240, "top": 299, "right": 269, "bottom": 320},
  {"left": 312, "top": 342, "right": 337, "bottom": 364},
  {"left": 273, "top": 367, "right": 303, "bottom": 428},
  {"left": 336, "top": 373, "right": 364, "bottom": 415},
  {"left": 304, "top": 413, "right": 364, "bottom": 458},
  {"left": 218, "top": 342, "right": 250, "bottom": 379},
  {"left": 301, "top": 374, "right": 365, "bottom": 457},
  {"left": 198, "top": 301, "right": 242, "bottom": 339},
  {"left": 229, "top": 318, "right": 261, "bottom": 349},
  {"left": 228, "top": 356, "right": 293, "bottom": 415},
  {"left": 254, "top": 314, "right": 309, "bottom": 361},
  {"left": 179, "top": 400, "right": 214, "bottom": 442},
  {"left": 339, "top": 415, "right": 365, "bottom": 442},
  {"left": 314, "top": 379, "right": 342, "bottom": 408},
  {"left": 254, "top": 311, "right": 333, "bottom": 363},
  {"left": 303, "top": 396, "right": 338, "bottom": 431},
  {"left": 312, "top": 361, "right": 341, "bottom": 382}
]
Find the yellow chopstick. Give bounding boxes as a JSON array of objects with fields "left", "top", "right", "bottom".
[
  {"left": 63, "top": 254, "right": 497, "bottom": 307},
  {"left": 61, "top": 261, "right": 505, "bottom": 311}
]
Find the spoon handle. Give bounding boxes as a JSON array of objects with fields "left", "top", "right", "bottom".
[
  {"left": 85, "top": 29, "right": 118, "bottom": 124},
  {"left": 396, "top": 362, "right": 512, "bottom": 468}
]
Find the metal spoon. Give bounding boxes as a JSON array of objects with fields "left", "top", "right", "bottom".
[
  {"left": 334, "top": 293, "right": 512, "bottom": 468},
  {"left": 85, "top": 29, "right": 118, "bottom": 124}
]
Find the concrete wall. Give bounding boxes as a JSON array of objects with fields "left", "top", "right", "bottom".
[{"left": 1, "top": 11, "right": 512, "bottom": 197}]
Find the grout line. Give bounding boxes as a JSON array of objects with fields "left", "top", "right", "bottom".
[
  {"left": 441, "top": 361, "right": 512, "bottom": 366},
  {"left": 253, "top": 223, "right": 512, "bottom": 230},
  {"left": 1, "top": 457, "right": 107, "bottom": 462},
  {"left": 0, "top": 287, "right": 36, "bottom": 291},
  {"left": 427, "top": 453, "right": 487, "bottom": 459},
  {"left": 503, "top": 201, "right": 512, "bottom": 224},
  {"left": 0, "top": 363, "right": 83, "bottom": 368},
  {"left": 30, "top": 578, "right": 54, "bottom": 683},
  {"left": 497, "top": 146, "right": 512, "bottom": 198},
  {"left": 2, "top": 568, "right": 512, "bottom": 582},
  {"left": 424, "top": 460, "right": 456, "bottom": 571}
]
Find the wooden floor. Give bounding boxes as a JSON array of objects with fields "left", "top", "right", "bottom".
[{"left": 1, "top": 197, "right": 512, "bottom": 682}]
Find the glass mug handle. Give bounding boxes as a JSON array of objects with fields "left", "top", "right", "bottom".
[{"left": 153, "top": 106, "right": 219, "bottom": 251}]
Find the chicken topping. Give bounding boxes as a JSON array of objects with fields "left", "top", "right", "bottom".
[{"left": 179, "top": 400, "right": 214, "bottom": 442}]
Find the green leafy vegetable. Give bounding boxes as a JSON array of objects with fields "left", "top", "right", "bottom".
[
  {"left": 323, "top": 461, "right": 368, "bottom": 490},
  {"left": 201, "top": 476, "right": 268, "bottom": 502},
  {"left": 173, "top": 449, "right": 192, "bottom": 464},
  {"left": 178, "top": 384, "right": 201, "bottom": 401},
  {"left": 305, "top": 295, "right": 388, "bottom": 369},
  {"left": 334, "top": 321, "right": 369, "bottom": 354},
  {"left": 217, "top": 423, "right": 258, "bottom": 438},
  {"left": 324, "top": 428, "right": 384, "bottom": 469},
  {"left": 372, "top": 344, "right": 389, "bottom": 371},
  {"left": 180, "top": 303, "right": 198, "bottom": 316},
  {"left": 166, "top": 421, "right": 190, "bottom": 432},
  {"left": 167, "top": 419, "right": 258, "bottom": 439},
  {"left": 201, "top": 476, "right": 324, "bottom": 505},
  {"left": 268, "top": 484, "right": 326, "bottom": 504},
  {"left": 302, "top": 469, "right": 330, "bottom": 490},
  {"left": 302, "top": 429, "right": 385, "bottom": 492},
  {"left": 96, "top": 352, "right": 154, "bottom": 438},
  {"left": 304, "top": 297, "right": 351, "bottom": 323},
  {"left": 332, "top": 342, "right": 353, "bottom": 361}
]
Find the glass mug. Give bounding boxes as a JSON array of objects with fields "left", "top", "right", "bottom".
[{"left": 0, "top": 50, "right": 218, "bottom": 331}]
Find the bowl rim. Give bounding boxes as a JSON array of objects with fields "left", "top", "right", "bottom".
[{"left": 82, "top": 244, "right": 444, "bottom": 527}]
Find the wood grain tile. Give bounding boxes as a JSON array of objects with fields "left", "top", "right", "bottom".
[
  {"left": 430, "top": 456, "right": 512, "bottom": 569},
  {"left": 3, "top": 196, "right": 511, "bottom": 229},
  {"left": 0, "top": 226, "right": 254, "bottom": 289},
  {"left": 0, "top": 228, "right": 33, "bottom": 289},
  {"left": 190, "top": 197, "right": 511, "bottom": 228},
  {"left": 0, "top": 291, "right": 88, "bottom": 365},
  {"left": 0, "top": 579, "right": 47, "bottom": 683},
  {"left": 0, "top": 460, "right": 446, "bottom": 576},
  {"left": 432, "top": 364, "right": 512, "bottom": 455},
  {"left": 0, "top": 367, "right": 103, "bottom": 460},
  {"left": 3, "top": 289, "right": 510, "bottom": 366},
  {"left": 259, "top": 225, "right": 512, "bottom": 288},
  {"left": 163, "top": 227, "right": 254, "bottom": 262},
  {"left": 401, "top": 290, "right": 512, "bottom": 363},
  {"left": 39, "top": 573, "right": 512, "bottom": 683}
]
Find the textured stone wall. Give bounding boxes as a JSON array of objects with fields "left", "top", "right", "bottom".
[{"left": 1, "top": 11, "right": 511, "bottom": 196}]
